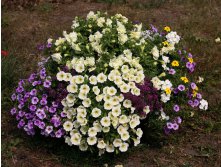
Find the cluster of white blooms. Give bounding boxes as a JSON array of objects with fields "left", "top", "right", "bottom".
[
  {"left": 199, "top": 99, "right": 208, "bottom": 110},
  {"left": 166, "top": 31, "right": 180, "bottom": 45},
  {"left": 151, "top": 77, "right": 173, "bottom": 103},
  {"left": 89, "top": 31, "right": 103, "bottom": 54},
  {"left": 58, "top": 53, "right": 144, "bottom": 154}
]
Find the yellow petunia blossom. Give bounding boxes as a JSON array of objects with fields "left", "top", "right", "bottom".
[
  {"left": 171, "top": 60, "right": 179, "bottom": 67},
  {"left": 164, "top": 26, "right": 171, "bottom": 32},
  {"left": 188, "top": 58, "right": 194, "bottom": 63},
  {"left": 165, "top": 88, "right": 171, "bottom": 95},
  {"left": 181, "top": 77, "right": 189, "bottom": 83},
  {"left": 162, "top": 41, "right": 169, "bottom": 46}
]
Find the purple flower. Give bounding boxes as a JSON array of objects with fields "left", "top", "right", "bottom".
[
  {"left": 169, "top": 69, "right": 176, "bottom": 75},
  {"left": 16, "top": 86, "right": 24, "bottom": 93},
  {"left": 166, "top": 122, "right": 173, "bottom": 129},
  {"left": 40, "top": 98, "right": 47, "bottom": 105},
  {"left": 188, "top": 100, "right": 194, "bottom": 107},
  {"left": 173, "top": 88, "right": 179, "bottom": 94},
  {"left": 29, "top": 105, "right": 37, "bottom": 111},
  {"left": 46, "top": 43, "right": 52, "bottom": 48},
  {"left": 34, "top": 119, "right": 41, "bottom": 126},
  {"left": 190, "top": 82, "right": 197, "bottom": 90},
  {"left": 43, "top": 80, "right": 51, "bottom": 88},
  {"left": 196, "top": 93, "right": 202, "bottom": 99},
  {"left": 18, "top": 110, "right": 25, "bottom": 117},
  {"left": 11, "top": 93, "right": 17, "bottom": 101},
  {"left": 37, "top": 44, "right": 45, "bottom": 51},
  {"left": 55, "top": 129, "right": 63, "bottom": 138},
  {"left": 150, "top": 24, "right": 158, "bottom": 33},
  {"left": 18, "top": 119, "right": 25, "bottom": 128},
  {"left": 49, "top": 107, "right": 56, "bottom": 113},
  {"left": 10, "top": 108, "right": 17, "bottom": 115},
  {"left": 60, "top": 112, "right": 67, "bottom": 118},
  {"left": 193, "top": 99, "right": 200, "bottom": 107},
  {"left": 38, "top": 122, "right": 46, "bottom": 129},
  {"left": 178, "top": 50, "right": 182, "bottom": 55},
  {"left": 45, "top": 126, "right": 53, "bottom": 134},
  {"left": 188, "top": 53, "right": 193, "bottom": 58},
  {"left": 172, "top": 123, "right": 179, "bottom": 130},
  {"left": 36, "top": 109, "right": 46, "bottom": 120},
  {"left": 186, "top": 62, "right": 193, "bottom": 69},
  {"left": 173, "top": 104, "right": 180, "bottom": 112},
  {"left": 31, "top": 97, "right": 39, "bottom": 105},
  {"left": 30, "top": 89, "right": 37, "bottom": 96},
  {"left": 178, "top": 85, "right": 185, "bottom": 91},
  {"left": 176, "top": 117, "right": 182, "bottom": 124}
]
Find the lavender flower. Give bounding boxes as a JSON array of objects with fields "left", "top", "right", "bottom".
[
  {"left": 178, "top": 85, "right": 185, "bottom": 91},
  {"left": 173, "top": 104, "right": 180, "bottom": 112}
]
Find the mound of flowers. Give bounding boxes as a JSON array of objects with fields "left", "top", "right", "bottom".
[{"left": 11, "top": 11, "right": 208, "bottom": 155}]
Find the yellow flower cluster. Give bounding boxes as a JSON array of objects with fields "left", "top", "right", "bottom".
[
  {"left": 165, "top": 87, "right": 171, "bottom": 95},
  {"left": 181, "top": 77, "right": 189, "bottom": 83},
  {"left": 164, "top": 26, "right": 171, "bottom": 32},
  {"left": 171, "top": 60, "right": 179, "bottom": 67}
]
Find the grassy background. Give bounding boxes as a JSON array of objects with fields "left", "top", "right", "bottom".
[{"left": 1, "top": 0, "right": 221, "bottom": 166}]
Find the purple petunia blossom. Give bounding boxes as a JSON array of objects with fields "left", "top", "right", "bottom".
[
  {"left": 196, "top": 93, "right": 202, "bottom": 99},
  {"left": 55, "top": 129, "right": 63, "bottom": 138},
  {"left": 11, "top": 93, "right": 17, "bottom": 101},
  {"left": 46, "top": 43, "right": 52, "bottom": 48},
  {"left": 169, "top": 69, "right": 176, "bottom": 75},
  {"left": 172, "top": 123, "right": 179, "bottom": 130},
  {"left": 193, "top": 99, "right": 200, "bottom": 107},
  {"left": 186, "top": 62, "right": 193, "bottom": 69},
  {"left": 31, "top": 97, "right": 39, "bottom": 105},
  {"left": 166, "top": 122, "right": 173, "bottom": 129},
  {"left": 40, "top": 98, "right": 47, "bottom": 105},
  {"left": 178, "top": 85, "right": 185, "bottom": 91},
  {"left": 176, "top": 117, "right": 182, "bottom": 124},
  {"left": 43, "top": 80, "right": 51, "bottom": 88},
  {"left": 173, "top": 104, "right": 180, "bottom": 112},
  {"left": 29, "top": 105, "right": 37, "bottom": 111},
  {"left": 30, "top": 89, "right": 37, "bottom": 96},
  {"left": 45, "top": 126, "right": 53, "bottom": 134},
  {"left": 10, "top": 108, "right": 17, "bottom": 115}
]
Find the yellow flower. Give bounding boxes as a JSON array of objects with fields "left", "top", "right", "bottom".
[
  {"left": 188, "top": 58, "right": 194, "bottom": 63},
  {"left": 165, "top": 88, "right": 171, "bottom": 95},
  {"left": 181, "top": 77, "right": 189, "bottom": 83},
  {"left": 171, "top": 60, "right": 179, "bottom": 67},
  {"left": 192, "top": 90, "right": 197, "bottom": 97},
  {"left": 164, "top": 26, "right": 171, "bottom": 32},
  {"left": 162, "top": 41, "right": 169, "bottom": 46}
]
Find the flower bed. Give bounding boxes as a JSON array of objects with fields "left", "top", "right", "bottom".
[{"left": 11, "top": 11, "right": 208, "bottom": 155}]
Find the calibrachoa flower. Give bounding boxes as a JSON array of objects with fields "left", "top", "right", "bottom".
[{"left": 10, "top": 11, "right": 209, "bottom": 155}]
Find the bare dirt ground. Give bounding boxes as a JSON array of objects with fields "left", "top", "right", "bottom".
[{"left": 2, "top": 0, "right": 221, "bottom": 166}]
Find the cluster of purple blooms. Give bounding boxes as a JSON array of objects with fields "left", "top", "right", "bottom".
[
  {"left": 123, "top": 78, "right": 162, "bottom": 118},
  {"left": 164, "top": 116, "right": 182, "bottom": 134},
  {"left": 10, "top": 67, "right": 68, "bottom": 138}
]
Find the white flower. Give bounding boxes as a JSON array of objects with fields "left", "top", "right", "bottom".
[
  {"left": 120, "top": 131, "right": 130, "bottom": 141},
  {"left": 107, "top": 86, "right": 117, "bottom": 96},
  {"left": 75, "top": 75, "right": 84, "bottom": 84},
  {"left": 215, "top": 37, "right": 220, "bottom": 43},
  {"left": 199, "top": 99, "right": 208, "bottom": 110},
  {"left": 103, "top": 126, "right": 110, "bottom": 133},
  {"left": 119, "top": 142, "right": 129, "bottom": 152},
  {"left": 129, "top": 120, "right": 140, "bottom": 129},
  {"left": 63, "top": 121, "right": 73, "bottom": 131},
  {"left": 56, "top": 71, "right": 65, "bottom": 81},
  {"left": 133, "top": 138, "right": 140, "bottom": 146},
  {"left": 121, "top": 65, "right": 129, "bottom": 73},
  {"left": 96, "top": 94, "right": 103, "bottom": 102},
  {"left": 63, "top": 73, "right": 72, "bottom": 82},
  {"left": 120, "top": 84, "right": 130, "bottom": 93},
  {"left": 88, "top": 127, "right": 97, "bottom": 137},
  {"left": 131, "top": 87, "right": 141, "bottom": 96},
  {"left": 151, "top": 77, "right": 162, "bottom": 90},
  {"left": 66, "top": 94, "right": 76, "bottom": 103},
  {"left": 87, "top": 11, "right": 97, "bottom": 20},
  {"left": 91, "top": 108, "right": 101, "bottom": 118},
  {"left": 136, "top": 128, "right": 143, "bottom": 138},
  {"left": 151, "top": 46, "right": 160, "bottom": 60},
  {"left": 112, "top": 105, "right": 121, "bottom": 117},
  {"left": 71, "top": 133, "right": 81, "bottom": 145},
  {"left": 78, "top": 92, "right": 87, "bottom": 100},
  {"left": 97, "top": 17, "right": 105, "bottom": 27},
  {"left": 89, "top": 76, "right": 97, "bottom": 85},
  {"left": 119, "top": 115, "right": 129, "bottom": 124},
  {"left": 143, "top": 106, "right": 150, "bottom": 114},
  {"left": 161, "top": 93, "right": 170, "bottom": 103},
  {"left": 166, "top": 31, "right": 180, "bottom": 44},
  {"left": 119, "top": 34, "right": 128, "bottom": 44},
  {"left": 117, "top": 125, "right": 127, "bottom": 135},
  {"left": 75, "top": 64, "right": 85, "bottom": 73},
  {"left": 100, "top": 117, "right": 111, "bottom": 127},
  {"left": 162, "top": 56, "right": 170, "bottom": 64},
  {"left": 51, "top": 53, "right": 62, "bottom": 63},
  {"left": 82, "top": 98, "right": 91, "bottom": 108},
  {"left": 113, "top": 139, "right": 122, "bottom": 147},
  {"left": 104, "top": 102, "right": 113, "bottom": 110},
  {"left": 123, "top": 99, "right": 132, "bottom": 108},
  {"left": 79, "top": 142, "right": 88, "bottom": 151},
  {"left": 87, "top": 136, "right": 97, "bottom": 145},
  {"left": 92, "top": 86, "right": 100, "bottom": 95},
  {"left": 97, "top": 73, "right": 107, "bottom": 83},
  {"left": 80, "top": 84, "right": 90, "bottom": 94},
  {"left": 197, "top": 76, "right": 204, "bottom": 83},
  {"left": 106, "top": 144, "right": 115, "bottom": 153},
  {"left": 97, "top": 140, "right": 106, "bottom": 149}
]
